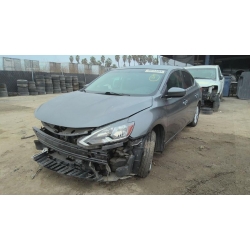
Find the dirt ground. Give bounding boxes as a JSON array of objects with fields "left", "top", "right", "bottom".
[{"left": 0, "top": 95, "right": 250, "bottom": 195}]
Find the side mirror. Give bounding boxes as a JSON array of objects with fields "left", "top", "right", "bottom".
[
  {"left": 165, "top": 87, "right": 186, "bottom": 98},
  {"left": 220, "top": 75, "right": 223, "bottom": 80}
]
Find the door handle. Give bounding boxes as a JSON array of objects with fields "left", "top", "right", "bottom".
[{"left": 183, "top": 99, "right": 188, "bottom": 105}]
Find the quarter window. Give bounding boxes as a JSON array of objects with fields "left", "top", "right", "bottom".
[{"left": 182, "top": 71, "right": 194, "bottom": 89}]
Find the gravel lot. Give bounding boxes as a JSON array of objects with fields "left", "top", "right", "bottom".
[{"left": 0, "top": 95, "right": 250, "bottom": 195}]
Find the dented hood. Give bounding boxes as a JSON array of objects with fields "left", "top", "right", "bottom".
[
  {"left": 35, "top": 91, "right": 153, "bottom": 128},
  {"left": 195, "top": 79, "right": 218, "bottom": 88}
]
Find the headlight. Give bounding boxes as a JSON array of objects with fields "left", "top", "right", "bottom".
[{"left": 77, "top": 121, "right": 135, "bottom": 147}]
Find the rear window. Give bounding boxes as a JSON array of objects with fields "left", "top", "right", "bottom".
[{"left": 86, "top": 69, "right": 167, "bottom": 96}]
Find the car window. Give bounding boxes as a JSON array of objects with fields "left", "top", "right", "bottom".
[
  {"left": 86, "top": 69, "right": 167, "bottom": 96},
  {"left": 167, "top": 70, "right": 183, "bottom": 90},
  {"left": 182, "top": 71, "right": 194, "bottom": 89},
  {"left": 186, "top": 68, "right": 216, "bottom": 80}
]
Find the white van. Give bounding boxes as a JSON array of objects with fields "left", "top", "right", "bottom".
[{"left": 185, "top": 65, "right": 224, "bottom": 112}]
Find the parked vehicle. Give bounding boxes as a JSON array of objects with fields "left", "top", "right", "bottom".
[
  {"left": 185, "top": 65, "right": 224, "bottom": 111},
  {"left": 32, "top": 66, "right": 202, "bottom": 181}
]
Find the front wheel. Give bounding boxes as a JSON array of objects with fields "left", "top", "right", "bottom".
[
  {"left": 137, "top": 131, "right": 156, "bottom": 178},
  {"left": 188, "top": 104, "right": 200, "bottom": 127},
  {"left": 213, "top": 95, "right": 220, "bottom": 112}
]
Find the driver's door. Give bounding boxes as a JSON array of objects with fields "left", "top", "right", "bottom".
[{"left": 163, "top": 70, "right": 188, "bottom": 143}]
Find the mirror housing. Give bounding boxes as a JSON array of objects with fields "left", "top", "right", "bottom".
[
  {"left": 164, "top": 87, "right": 186, "bottom": 98},
  {"left": 219, "top": 75, "right": 223, "bottom": 80}
]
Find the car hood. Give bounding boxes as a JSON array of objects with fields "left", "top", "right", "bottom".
[
  {"left": 195, "top": 79, "right": 218, "bottom": 87},
  {"left": 35, "top": 91, "right": 153, "bottom": 128}
]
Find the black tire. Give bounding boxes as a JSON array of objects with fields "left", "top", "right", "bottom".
[
  {"left": 30, "top": 92, "right": 38, "bottom": 95},
  {"left": 188, "top": 104, "right": 200, "bottom": 127},
  {"left": 18, "top": 92, "right": 30, "bottom": 96},
  {"left": 213, "top": 95, "right": 220, "bottom": 112},
  {"left": 17, "top": 79, "right": 28, "bottom": 84},
  {"left": 53, "top": 90, "right": 61, "bottom": 94},
  {"left": 0, "top": 91, "right": 8, "bottom": 97},
  {"left": 35, "top": 75, "right": 44, "bottom": 79},
  {"left": 0, "top": 83, "right": 7, "bottom": 88},
  {"left": 137, "top": 131, "right": 156, "bottom": 178},
  {"left": 18, "top": 87, "right": 29, "bottom": 92},
  {"left": 17, "top": 83, "right": 28, "bottom": 87},
  {"left": 201, "top": 107, "right": 213, "bottom": 115},
  {"left": 38, "top": 91, "right": 46, "bottom": 95}
]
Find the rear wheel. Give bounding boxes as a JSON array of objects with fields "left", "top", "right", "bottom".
[{"left": 137, "top": 131, "right": 156, "bottom": 178}]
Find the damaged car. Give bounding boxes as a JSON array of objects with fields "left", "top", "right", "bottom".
[
  {"left": 32, "top": 66, "right": 202, "bottom": 181},
  {"left": 185, "top": 65, "right": 224, "bottom": 112}
]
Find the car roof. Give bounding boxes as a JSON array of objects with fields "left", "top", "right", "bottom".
[
  {"left": 112, "top": 65, "right": 184, "bottom": 71},
  {"left": 185, "top": 65, "right": 218, "bottom": 69}
]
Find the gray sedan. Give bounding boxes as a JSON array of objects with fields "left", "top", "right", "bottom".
[{"left": 33, "top": 65, "right": 202, "bottom": 181}]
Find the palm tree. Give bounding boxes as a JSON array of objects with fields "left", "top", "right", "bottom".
[
  {"left": 76, "top": 55, "right": 80, "bottom": 63},
  {"left": 127, "top": 55, "right": 132, "bottom": 66},
  {"left": 105, "top": 58, "right": 112, "bottom": 67},
  {"left": 101, "top": 55, "right": 105, "bottom": 66},
  {"left": 82, "top": 58, "right": 88, "bottom": 65},
  {"left": 152, "top": 58, "right": 158, "bottom": 65},
  {"left": 96, "top": 60, "right": 102, "bottom": 66},
  {"left": 90, "top": 56, "right": 97, "bottom": 65},
  {"left": 142, "top": 55, "right": 148, "bottom": 65},
  {"left": 132, "top": 55, "right": 137, "bottom": 66},
  {"left": 122, "top": 55, "right": 127, "bottom": 67},
  {"left": 135, "top": 55, "right": 140, "bottom": 65},
  {"left": 137, "top": 55, "right": 144, "bottom": 65},
  {"left": 69, "top": 55, "right": 74, "bottom": 63},
  {"left": 162, "top": 56, "right": 169, "bottom": 65},
  {"left": 147, "top": 55, "right": 153, "bottom": 65},
  {"left": 112, "top": 64, "right": 117, "bottom": 68},
  {"left": 115, "top": 55, "right": 120, "bottom": 67}
]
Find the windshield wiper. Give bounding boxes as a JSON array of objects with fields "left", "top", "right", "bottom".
[{"left": 104, "top": 92, "right": 130, "bottom": 96}]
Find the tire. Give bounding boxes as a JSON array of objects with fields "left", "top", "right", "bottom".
[
  {"left": 0, "top": 83, "right": 7, "bottom": 88},
  {"left": 201, "top": 107, "right": 213, "bottom": 115},
  {"left": 38, "top": 91, "right": 46, "bottom": 95},
  {"left": 17, "top": 83, "right": 28, "bottom": 87},
  {"left": 18, "top": 87, "right": 29, "bottom": 92},
  {"left": 137, "top": 131, "right": 156, "bottom": 178},
  {"left": 0, "top": 91, "right": 8, "bottom": 97},
  {"left": 30, "top": 92, "right": 38, "bottom": 95},
  {"left": 35, "top": 75, "right": 44, "bottom": 79},
  {"left": 17, "top": 79, "right": 28, "bottom": 84},
  {"left": 213, "top": 95, "right": 220, "bottom": 112},
  {"left": 188, "top": 104, "right": 200, "bottom": 127},
  {"left": 18, "top": 92, "right": 29, "bottom": 96}
]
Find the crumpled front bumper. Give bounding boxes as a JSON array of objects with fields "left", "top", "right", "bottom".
[{"left": 32, "top": 127, "right": 139, "bottom": 181}]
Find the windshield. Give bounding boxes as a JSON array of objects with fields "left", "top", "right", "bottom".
[
  {"left": 85, "top": 69, "right": 167, "bottom": 96},
  {"left": 186, "top": 68, "right": 217, "bottom": 80}
]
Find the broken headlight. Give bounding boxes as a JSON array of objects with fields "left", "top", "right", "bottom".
[{"left": 77, "top": 121, "right": 135, "bottom": 147}]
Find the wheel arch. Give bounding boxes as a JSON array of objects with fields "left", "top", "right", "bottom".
[{"left": 152, "top": 124, "right": 165, "bottom": 152}]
